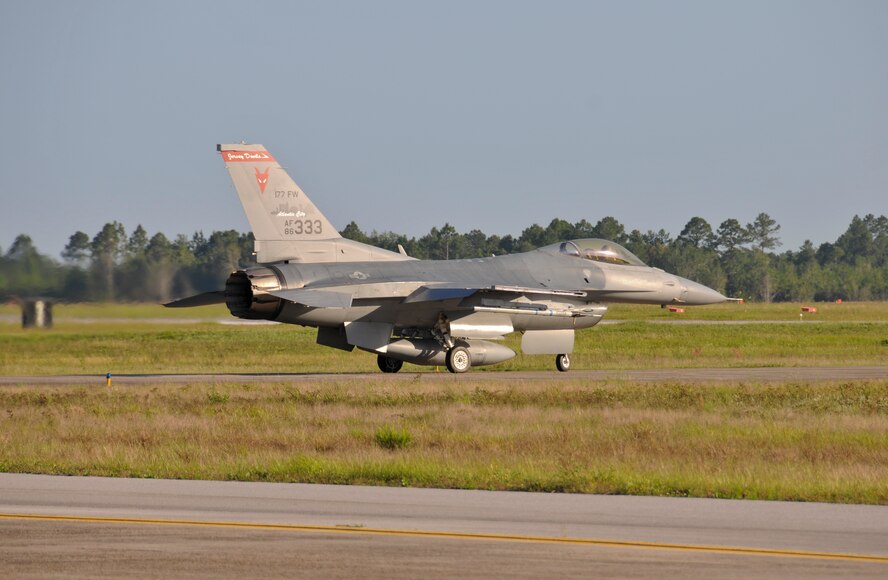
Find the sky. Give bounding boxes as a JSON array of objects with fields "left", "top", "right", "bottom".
[{"left": 1, "top": 0, "right": 886, "bottom": 258}]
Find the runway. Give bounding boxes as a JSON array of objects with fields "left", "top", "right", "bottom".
[
  {"left": 0, "top": 365, "right": 886, "bottom": 386},
  {"left": 1, "top": 474, "right": 885, "bottom": 578}
]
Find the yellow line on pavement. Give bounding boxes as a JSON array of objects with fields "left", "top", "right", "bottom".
[{"left": 1, "top": 513, "right": 886, "bottom": 564}]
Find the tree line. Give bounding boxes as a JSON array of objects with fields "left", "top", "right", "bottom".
[{"left": 1, "top": 213, "right": 887, "bottom": 303}]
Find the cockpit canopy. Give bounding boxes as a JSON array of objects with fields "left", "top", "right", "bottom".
[{"left": 546, "top": 238, "right": 647, "bottom": 266}]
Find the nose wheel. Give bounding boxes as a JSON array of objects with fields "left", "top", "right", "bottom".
[
  {"left": 446, "top": 346, "right": 472, "bottom": 373},
  {"left": 555, "top": 353, "right": 571, "bottom": 372}
]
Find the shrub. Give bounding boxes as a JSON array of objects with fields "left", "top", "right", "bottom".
[
  {"left": 207, "top": 390, "right": 230, "bottom": 404},
  {"left": 375, "top": 424, "right": 413, "bottom": 450}
]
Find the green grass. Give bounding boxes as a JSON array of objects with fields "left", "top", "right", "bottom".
[
  {"left": 375, "top": 424, "right": 414, "bottom": 450},
  {"left": 607, "top": 300, "right": 888, "bottom": 322},
  {"left": 1, "top": 316, "right": 886, "bottom": 375},
  {"left": 1, "top": 380, "right": 885, "bottom": 503},
  {"left": 2, "top": 301, "right": 886, "bottom": 503},
  {"left": 0, "top": 302, "right": 228, "bottom": 320},
  {"left": 4, "top": 300, "right": 887, "bottom": 322}
]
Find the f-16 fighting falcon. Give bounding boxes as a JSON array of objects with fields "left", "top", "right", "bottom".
[{"left": 166, "top": 144, "right": 727, "bottom": 373}]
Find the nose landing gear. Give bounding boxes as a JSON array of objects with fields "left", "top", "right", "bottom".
[{"left": 555, "top": 353, "right": 571, "bottom": 372}]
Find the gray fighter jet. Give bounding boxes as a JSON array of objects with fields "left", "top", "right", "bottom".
[{"left": 167, "top": 143, "right": 727, "bottom": 373}]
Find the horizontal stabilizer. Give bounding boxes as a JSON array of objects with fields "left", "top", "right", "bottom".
[
  {"left": 164, "top": 291, "right": 226, "bottom": 308},
  {"left": 269, "top": 288, "right": 353, "bottom": 308}
]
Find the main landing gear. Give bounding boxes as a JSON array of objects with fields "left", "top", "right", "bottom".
[
  {"left": 446, "top": 346, "right": 472, "bottom": 374},
  {"left": 555, "top": 353, "right": 571, "bottom": 372},
  {"left": 377, "top": 355, "right": 403, "bottom": 373}
]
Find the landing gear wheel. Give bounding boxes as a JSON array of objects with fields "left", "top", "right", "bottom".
[
  {"left": 555, "top": 353, "right": 571, "bottom": 372},
  {"left": 446, "top": 346, "right": 472, "bottom": 374},
  {"left": 377, "top": 355, "right": 403, "bottom": 374}
]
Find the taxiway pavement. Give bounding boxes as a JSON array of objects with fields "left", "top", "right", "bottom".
[
  {"left": 0, "top": 474, "right": 886, "bottom": 578},
  {"left": 0, "top": 366, "right": 886, "bottom": 386}
]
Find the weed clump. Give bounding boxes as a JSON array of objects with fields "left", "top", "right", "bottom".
[
  {"left": 375, "top": 424, "right": 413, "bottom": 450},
  {"left": 207, "top": 390, "right": 229, "bottom": 404}
]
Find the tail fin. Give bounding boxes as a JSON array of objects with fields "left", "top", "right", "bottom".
[
  {"left": 218, "top": 143, "right": 339, "bottom": 262},
  {"left": 218, "top": 143, "right": 410, "bottom": 264}
]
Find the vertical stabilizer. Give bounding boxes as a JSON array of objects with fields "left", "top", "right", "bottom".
[
  {"left": 218, "top": 143, "right": 410, "bottom": 264},
  {"left": 218, "top": 143, "right": 339, "bottom": 262}
]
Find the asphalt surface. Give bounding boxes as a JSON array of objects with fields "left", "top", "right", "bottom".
[
  {"left": 1, "top": 366, "right": 886, "bottom": 386},
  {"left": 0, "top": 474, "right": 886, "bottom": 578}
]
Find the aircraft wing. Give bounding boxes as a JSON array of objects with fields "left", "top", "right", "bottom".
[
  {"left": 402, "top": 284, "right": 586, "bottom": 304},
  {"left": 401, "top": 284, "right": 656, "bottom": 305},
  {"left": 584, "top": 288, "right": 657, "bottom": 298},
  {"left": 165, "top": 284, "right": 655, "bottom": 310},
  {"left": 401, "top": 286, "right": 479, "bottom": 304}
]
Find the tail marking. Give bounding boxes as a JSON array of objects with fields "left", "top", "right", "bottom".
[
  {"left": 222, "top": 150, "right": 275, "bottom": 163},
  {"left": 254, "top": 167, "right": 271, "bottom": 193}
]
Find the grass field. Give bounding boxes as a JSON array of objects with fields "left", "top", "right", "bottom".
[
  {"left": 3, "top": 299, "right": 888, "bottom": 322},
  {"left": 1, "top": 379, "right": 885, "bottom": 504},
  {"left": 0, "top": 302, "right": 228, "bottom": 321},
  {"left": 1, "top": 301, "right": 886, "bottom": 503},
  {"left": 1, "top": 302, "right": 887, "bottom": 375}
]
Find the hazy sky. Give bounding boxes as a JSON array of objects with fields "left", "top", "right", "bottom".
[{"left": 1, "top": 1, "right": 885, "bottom": 257}]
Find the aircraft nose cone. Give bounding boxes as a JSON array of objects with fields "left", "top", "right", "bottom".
[{"left": 679, "top": 278, "right": 727, "bottom": 305}]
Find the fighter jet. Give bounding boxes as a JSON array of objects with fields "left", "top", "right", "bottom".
[{"left": 166, "top": 143, "right": 727, "bottom": 373}]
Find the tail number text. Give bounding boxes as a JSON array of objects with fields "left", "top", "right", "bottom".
[{"left": 284, "top": 220, "right": 322, "bottom": 235}]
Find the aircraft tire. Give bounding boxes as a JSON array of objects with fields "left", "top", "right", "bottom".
[
  {"left": 377, "top": 355, "right": 403, "bottom": 373},
  {"left": 555, "top": 353, "right": 571, "bottom": 372},
  {"left": 446, "top": 346, "right": 472, "bottom": 374}
]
